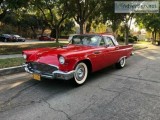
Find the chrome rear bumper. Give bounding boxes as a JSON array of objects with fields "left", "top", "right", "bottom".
[{"left": 23, "top": 63, "right": 74, "bottom": 80}]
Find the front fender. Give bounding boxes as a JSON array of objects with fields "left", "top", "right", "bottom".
[{"left": 59, "top": 55, "right": 92, "bottom": 72}]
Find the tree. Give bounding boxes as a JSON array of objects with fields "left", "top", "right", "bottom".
[
  {"left": 68, "top": 0, "right": 100, "bottom": 34},
  {"left": 136, "top": 13, "right": 160, "bottom": 43},
  {"left": 0, "top": 0, "right": 30, "bottom": 21},
  {"left": 100, "top": 0, "right": 135, "bottom": 45},
  {"left": 32, "top": 0, "right": 69, "bottom": 43},
  {"left": 2, "top": 10, "right": 39, "bottom": 38},
  {"left": 60, "top": 19, "right": 75, "bottom": 35}
]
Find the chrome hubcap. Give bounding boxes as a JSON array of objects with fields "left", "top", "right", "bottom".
[
  {"left": 120, "top": 58, "right": 125, "bottom": 66},
  {"left": 76, "top": 65, "right": 85, "bottom": 81}
]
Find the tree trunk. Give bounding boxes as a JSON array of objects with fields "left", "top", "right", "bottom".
[
  {"left": 83, "top": 22, "right": 86, "bottom": 34},
  {"left": 154, "top": 31, "right": 156, "bottom": 42},
  {"left": 41, "top": 28, "right": 45, "bottom": 36},
  {"left": 112, "top": 20, "right": 118, "bottom": 38},
  {"left": 31, "top": 27, "right": 37, "bottom": 39},
  {"left": 80, "top": 22, "right": 84, "bottom": 34},
  {"left": 152, "top": 31, "right": 154, "bottom": 44},
  {"left": 50, "top": 29, "right": 56, "bottom": 38},
  {"left": 125, "top": 24, "right": 129, "bottom": 45},
  {"left": 86, "top": 22, "right": 91, "bottom": 33},
  {"left": 55, "top": 27, "right": 59, "bottom": 43},
  {"left": 152, "top": 31, "right": 157, "bottom": 44}
]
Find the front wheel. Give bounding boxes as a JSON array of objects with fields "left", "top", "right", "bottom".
[
  {"left": 115, "top": 57, "right": 126, "bottom": 69},
  {"left": 73, "top": 62, "right": 88, "bottom": 85}
]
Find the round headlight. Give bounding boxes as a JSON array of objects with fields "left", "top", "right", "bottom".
[
  {"left": 59, "top": 56, "right": 65, "bottom": 64},
  {"left": 23, "top": 54, "right": 27, "bottom": 59}
]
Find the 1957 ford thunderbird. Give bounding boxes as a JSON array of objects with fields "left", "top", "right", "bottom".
[{"left": 22, "top": 34, "right": 133, "bottom": 85}]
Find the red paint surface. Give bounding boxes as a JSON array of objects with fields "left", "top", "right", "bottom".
[{"left": 23, "top": 35, "right": 133, "bottom": 72}]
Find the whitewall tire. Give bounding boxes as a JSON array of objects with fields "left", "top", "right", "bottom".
[
  {"left": 74, "top": 62, "right": 88, "bottom": 85},
  {"left": 116, "top": 57, "right": 126, "bottom": 68}
]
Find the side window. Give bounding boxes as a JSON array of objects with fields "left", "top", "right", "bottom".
[
  {"left": 104, "top": 37, "right": 115, "bottom": 47},
  {"left": 72, "top": 36, "right": 82, "bottom": 45},
  {"left": 99, "top": 39, "right": 105, "bottom": 46}
]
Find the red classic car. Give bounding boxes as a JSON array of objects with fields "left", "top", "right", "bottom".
[
  {"left": 22, "top": 34, "right": 133, "bottom": 85},
  {"left": 39, "top": 35, "right": 55, "bottom": 41}
]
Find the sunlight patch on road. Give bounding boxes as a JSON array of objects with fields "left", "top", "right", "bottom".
[{"left": 10, "top": 81, "right": 24, "bottom": 88}]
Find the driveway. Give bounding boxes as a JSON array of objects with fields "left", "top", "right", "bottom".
[{"left": 0, "top": 45, "right": 160, "bottom": 120}]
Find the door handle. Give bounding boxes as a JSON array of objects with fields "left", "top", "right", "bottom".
[
  {"left": 115, "top": 46, "right": 119, "bottom": 50},
  {"left": 94, "top": 51, "right": 101, "bottom": 54}
]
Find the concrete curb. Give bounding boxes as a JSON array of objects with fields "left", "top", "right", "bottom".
[
  {"left": 0, "top": 66, "right": 25, "bottom": 76},
  {"left": 134, "top": 47, "right": 148, "bottom": 51}
]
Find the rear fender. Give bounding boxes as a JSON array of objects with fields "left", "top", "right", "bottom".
[{"left": 118, "top": 56, "right": 127, "bottom": 63}]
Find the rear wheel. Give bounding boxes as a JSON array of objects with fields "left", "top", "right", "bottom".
[
  {"left": 115, "top": 57, "right": 126, "bottom": 69},
  {"left": 73, "top": 62, "right": 88, "bottom": 85}
]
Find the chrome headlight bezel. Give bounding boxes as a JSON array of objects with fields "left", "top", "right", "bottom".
[
  {"left": 59, "top": 56, "right": 65, "bottom": 64},
  {"left": 23, "top": 54, "right": 27, "bottom": 59}
]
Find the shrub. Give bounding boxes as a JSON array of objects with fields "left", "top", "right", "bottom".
[
  {"left": 133, "top": 36, "right": 138, "bottom": 41},
  {"left": 128, "top": 37, "right": 135, "bottom": 43},
  {"left": 118, "top": 36, "right": 125, "bottom": 42}
]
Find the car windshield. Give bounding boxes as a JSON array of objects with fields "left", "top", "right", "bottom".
[{"left": 71, "top": 35, "right": 101, "bottom": 46}]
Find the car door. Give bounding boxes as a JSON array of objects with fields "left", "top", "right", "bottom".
[
  {"left": 88, "top": 36, "right": 109, "bottom": 71},
  {"left": 103, "top": 36, "right": 120, "bottom": 65},
  {"left": 89, "top": 37, "right": 111, "bottom": 71}
]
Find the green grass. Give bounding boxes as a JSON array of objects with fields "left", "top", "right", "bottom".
[
  {"left": 0, "top": 42, "right": 67, "bottom": 55},
  {"left": 0, "top": 57, "right": 25, "bottom": 69}
]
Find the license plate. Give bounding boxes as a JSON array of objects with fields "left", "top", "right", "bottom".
[{"left": 33, "top": 74, "right": 41, "bottom": 81}]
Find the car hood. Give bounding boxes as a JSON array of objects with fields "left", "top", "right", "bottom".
[
  {"left": 38, "top": 44, "right": 95, "bottom": 55},
  {"left": 27, "top": 44, "right": 96, "bottom": 65}
]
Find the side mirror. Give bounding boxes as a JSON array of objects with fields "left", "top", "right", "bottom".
[
  {"left": 115, "top": 46, "right": 119, "bottom": 50},
  {"left": 105, "top": 44, "right": 110, "bottom": 48}
]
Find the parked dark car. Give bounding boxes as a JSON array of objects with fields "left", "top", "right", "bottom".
[
  {"left": 39, "top": 35, "right": 55, "bottom": 41},
  {"left": 0, "top": 34, "right": 12, "bottom": 42},
  {"left": 13, "top": 35, "right": 25, "bottom": 42}
]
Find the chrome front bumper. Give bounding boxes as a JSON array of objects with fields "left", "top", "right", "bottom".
[{"left": 23, "top": 63, "right": 74, "bottom": 80}]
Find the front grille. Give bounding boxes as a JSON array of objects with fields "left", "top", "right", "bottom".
[{"left": 28, "top": 62, "right": 58, "bottom": 74}]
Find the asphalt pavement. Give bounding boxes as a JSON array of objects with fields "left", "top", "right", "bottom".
[{"left": 0, "top": 45, "right": 160, "bottom": 120}]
